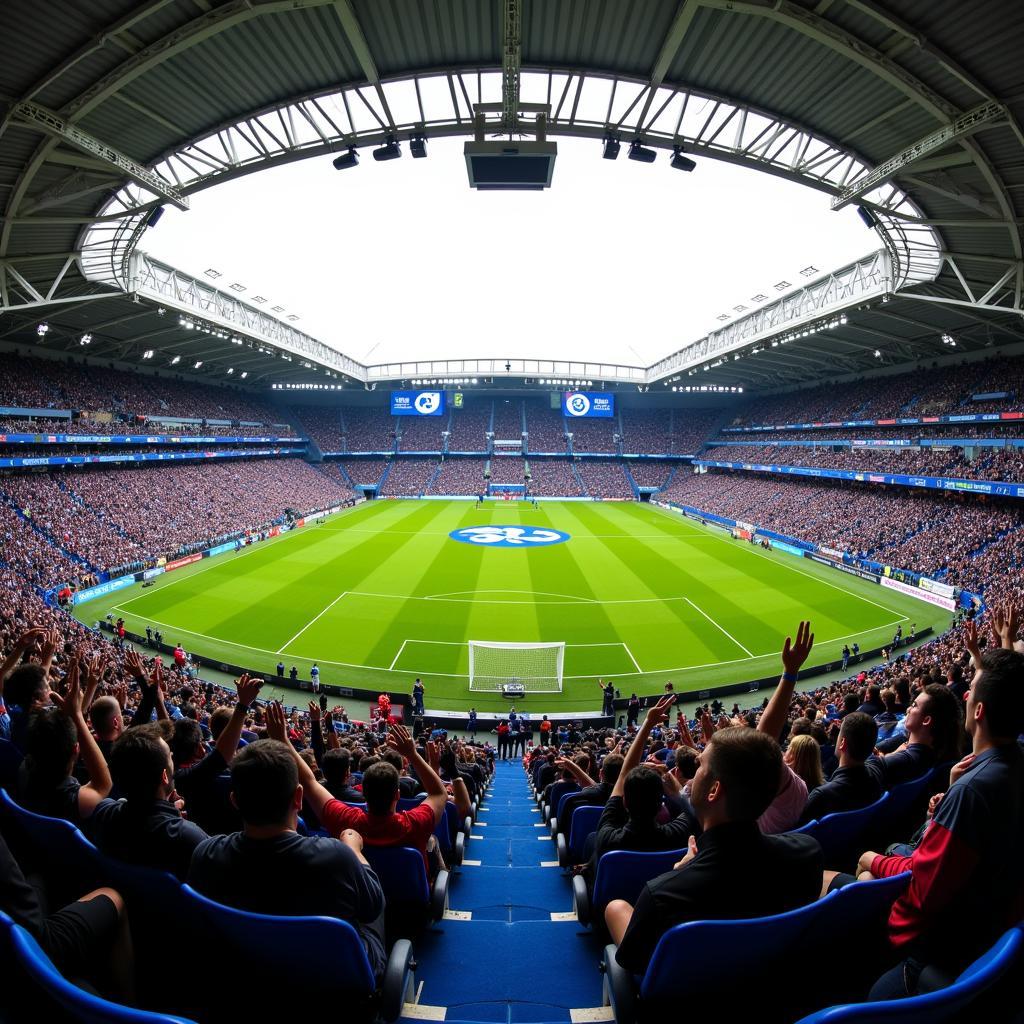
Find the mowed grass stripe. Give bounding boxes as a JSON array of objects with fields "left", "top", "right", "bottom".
[
  {"left": 154, "top": 501, "right": 441, "bottom": 652},
  {"left": 553, "top": 503, "right": 743, "bottom": 672},
  {"left": 281, "top": 502, "right": 473, "bottom": 666},
  {"left": 621, "top": 504, "right": 887, "bottom": 640}
]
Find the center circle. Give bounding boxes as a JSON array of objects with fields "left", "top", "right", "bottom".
[{"left": 449, "top": 525, "right": 571, "bottom": 548}]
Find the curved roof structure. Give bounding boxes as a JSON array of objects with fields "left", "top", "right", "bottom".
[{"left": 1, "top": 0, "right": 1022, "bottom": 391}]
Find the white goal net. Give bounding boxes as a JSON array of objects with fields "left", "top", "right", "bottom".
[{"left": 468, "top": 641, "right": 565, "bottom": 692}]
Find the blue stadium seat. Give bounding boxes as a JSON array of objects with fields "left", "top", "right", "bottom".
[
  {"left": 550, "top": 786, "right": 586, "bottom": 837},
  {"left": 601, "top": 874, "right": 913, "bottom": 1024},
  {"left": 557, "top": 804, "right": 603, "bottom": 867},
  {"left": 542, "top": 781, "right": 578, "bottom": 823},
  {"left": 793, "top": 926, "right": 1023, "bottom": 1023},
  {"left": 0, "top": 788, "right": 107, "bottom": 902},
  {"left": 0, "top": 909, "right": 198, "bottom": 1024},
  {"left": 793, "top": 792, "right": 890, "bottom": 870},
  {"left": 345, "top": 799, "right": 465, "bottom": 866},
  {"left": 0, "top": 737, "right": 23, "bottom": 789},
  {"left": 180, "top": 884, "right": 415, "bottom": 1022},
  {"left": 362, "top": 844, "right": 450, "bottom": 931},
  {"left": 573, "top": 847, "right": 686, "bottom": 928}
]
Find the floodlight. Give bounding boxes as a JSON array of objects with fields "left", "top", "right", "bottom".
[
  {"left": 857, "top": 205, "right": 877, "bottom": 228},
  {"left": 373, "top": 137, "right": 401, "bottom": 161},
  {"left": 602, "top": 137, "right": 620, "bottom": 160},
  {"left": 80, "top": 333, "right": 92, "bottom": 345},
  {"left": 227, "top": 368, "right": 234, "bottom": 374},
  {"left": 628, "top": 140, "right": 657, "bottom": 164},
  {"left": 332, "top": 148, "right": 359, "bottom": 170},
  {"left": 142, "top": 350, "right": 154, "bottom": 359},
  {"left": 670, "top": 147, "right": 696, "bottom": 172},
  {"left": 240, "top": 371, "right": 248, "bottom": 378},
  {"left": 874, "top": 349, "right": 881, "bottom": 358},
  {"left": 36, "top": 323, "right": 49, "bottom": 336},
  {"left": 410, "top": 136, "right": 427, "bottom": 159},
  {"left": 170, "top": 356, "right": 181, "bottom": 364},
  {"left": 193, "top": 360, "right": 203, "bottom": 369}
]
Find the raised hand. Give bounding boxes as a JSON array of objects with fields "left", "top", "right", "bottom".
[
  {"left": 308, "top": 700, "right": 321, "bottom": 722},
  {"left": 425, "top": 740, "right": 441, "bottom": 771},
  {"left": 234, "top": 673, "right": 263, "bottom": 707},
  {"left": 964, "top": 618, "right": 982, "bottom": 666},
  {"left": 39, "top": 626, "right": 61, "bottom": 666},
  {"left": 993, "top": 603, "right": 1021, "bottom": 650},
  {"left": 124, "top": 649, "right": 147, "bottom": 682},
  {"left": 387, "top": 721, "right": 416, "bottom": 759},
  {"left": 265, "top": 701, "right": 288, "bottom": 744},
  {"left": 644, "top": 694, "right": 676, "bottom": 728},
  {"left": 14, "top": 626, "right": 46, "bottom": 652},
  {"left": 782, "top": 621, "right": 814, "bottom": 676},
  {"left": 51, "top": 658, "right": 83, "bottom": 719}
]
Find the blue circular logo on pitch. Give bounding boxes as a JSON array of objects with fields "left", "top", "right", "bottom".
[{"left": 450, "top": 526, "right": 570, "bottom": 548}]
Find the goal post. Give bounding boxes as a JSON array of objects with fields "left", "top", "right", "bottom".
[{"left": 468, "top": 641, "right": 565, "bottom": 693}]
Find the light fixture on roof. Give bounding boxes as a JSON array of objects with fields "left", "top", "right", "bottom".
[
  {"left": 332, "top": 148, "right": 359, "bottom": 171},
  {"left": 146, "top": 205, "right": 165, "bottom": 228},
  {"left": 800, "top": 265, "right": 818, "bottom": 277},
  {"left": 857, "top": 206, "right": 878, "bottom": 229},
  {"left": 229, "top": 283, "right": 246, "bottom": 292},
  {"left": 170, "top": 355, "right": 181, "bottom": 365},
  {"left": 193, "top": 360, "right": 203, "bottom": 369},
  {"left": 142, "top": 350, "right": 154, "bottom": 359},
  {"left": 204, "top": 269, "right": 222, "bottom": 279},
  {"left": 36, "top": 323, "right": 49, "bottom": 336},
  {"left": 602, "top": 137, "right": 620, "bottom": 160},
  {"left": 670, "top": 147, "right": 696, "bottom": 172},
  {"left": 628, "top": 140, "right": 657, "bottom": 164},
  {"left": 942, "top": 333, "right": 957, "bottom": 346},
  {"left": 227, "top": 368, "right": 234, "bottom": 374},
  {"left": 410, "top": 135, "right": 427, "bottom": 159},
  {"left": 240, "top": 371, "right": 248, "bottom": 378},
  {"left": 874, "top": 349, "right": 882, "bottom": 358},
  {"left": 80, "top": 333, "right": 92, "bottom": 345},
  {"left": 373, "top": 137, "right": 401, "bottom": 161}
]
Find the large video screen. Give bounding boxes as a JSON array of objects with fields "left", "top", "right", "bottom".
[
  {"left": 562, "top": 392, "right": 615, "bottom": 419},
  {"left": 391, "top": 390, "right": 446, "bottom": 417}
]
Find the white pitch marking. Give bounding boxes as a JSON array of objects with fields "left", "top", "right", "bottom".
[
  {"left": 683, "top": 597, "right": 754, "bottom": 658},
  {"left": 388, "top": 639, "right": 409, "bottom": 671},
  {"left": 622, "top": 642, "right": 643, "bottom": 674},
  {"left": 275, "top": 591, "right": 349, "bottom": 654}
]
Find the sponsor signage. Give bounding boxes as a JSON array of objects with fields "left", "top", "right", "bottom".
[
  {"left": 562, "top": 392, "right": 615, "bottom": 418},
  {"left": 391, "top": 390, "right": 446, "bottom": 416},
  {"left": 920, "top": 577, "right": 955, "bottom": 600},
  {"left": 806, "top": 552, "right": 880, "bottom": 582},
  {"left": 142, "top": 567, "right": 165, "bottom": 581},
  {"left": 881, "top": 575, "right": 956, "bottom": 610},
  {"left": 449, "top": 525, "right": 571, "bottom": 548},
  {"left": 72, "top": 574, "right": 136, "bottom": 604},
  {"left": 722, "top": 410, "right": 1024, "bottom": 433},
  {"left": 165, "top": 553, "right": 202, "bottom": 572}
]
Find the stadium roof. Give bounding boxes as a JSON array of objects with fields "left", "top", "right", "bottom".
[{"left": 1, "top": 0, "right": 1023, "bottom": 392}]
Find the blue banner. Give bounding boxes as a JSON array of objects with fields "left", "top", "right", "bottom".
[
  {"left": 391, "top": 391, "right": 446, "bottom": 416},
  {"left": 0, "top": 447, "right": 306, "bottom": 469},
  {"left": 73, "top": 574, "right": 136, "bottom": 604},
  {"left": 563, "top": 392, "right": 614, "bottom": 418},
  {"left": 694, "top": 459, "right": 1024, "bottom": 499},
  {"left": 0, "top": 432, "right": 302, "bottom": 445},
  {"left": 722, "top": 410, "right": 1024, "bottom": 433}
]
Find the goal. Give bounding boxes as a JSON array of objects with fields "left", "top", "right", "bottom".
[{"left": 468, "top": 641, "right": 565, "bottom": 693}]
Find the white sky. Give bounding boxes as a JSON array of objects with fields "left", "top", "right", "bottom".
[{"left": 144, "top": 136, "right": 874, "bottom": 368}]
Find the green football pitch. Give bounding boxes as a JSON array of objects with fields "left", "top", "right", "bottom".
[{"left": 76, "top": 499, "right": 950, "bottom": 712}]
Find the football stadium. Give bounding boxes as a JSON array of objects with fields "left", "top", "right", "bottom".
[{"left": 1, "top": 2, "right": 1023, "bottom": 1022}]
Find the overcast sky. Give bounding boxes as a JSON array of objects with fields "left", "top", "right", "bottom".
[{"left": 145, "top": 136, "right": 874, "bottom": 368}]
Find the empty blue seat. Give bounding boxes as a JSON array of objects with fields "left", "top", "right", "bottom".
[
  {"left": 794, "top": 792, "right": 890, "bottom": 870},
  {"left": 1, "top": 908, "right": 197, "bottom": 1023},
  {"left": 362, "top": 844, "right": 449, "bottom": 931},
  {"left": 557, "top": 804, "right": 603, "bottom": 866},
  {"left": 574, "top": 847, "right": 686, "bottom": 928},
  {"left": 794, "top": 926, "right": 1023, "bottom": 1023},
  {"left": 543, "top": 780, "right": 578, "bottom": 823},
  {"left": 181, "top": 885, "right": 414, "bottom": 1022}
]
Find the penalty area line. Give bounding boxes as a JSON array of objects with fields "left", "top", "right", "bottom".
[
  {"left": 389, "top": 640, "right": 409, "bottom": 671},
  {"left": 622, "top": 643, "right": 643, "bottom": 674},
  {"left": 275, "top": 591, "right": 349, "bottom": 655},
  {"left": 683, "top": 597, "right": 754, "bottom": 658}
]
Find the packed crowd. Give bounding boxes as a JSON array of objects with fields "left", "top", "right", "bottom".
[
  {"left": 378, "top": 459, "right": 439, "bottom": 497},
  {"left": 337, "top": 460, "right": 388, "bottom": 487},
  {"left": 661, "top": 469, "right": 1024, "bottom": 597},
  {"left": 342, "top": 407, "right": 397, "bottom": 452},
  {"left": 488, "top": 457, "right": 526, "bottom": 485},
  {"left": 577, "top": 461, "right": 633, "bottom": 499},
  {"left": 427, "top": 459, "right": 487, "bottom": 496},
  {"left": 289, "top": 406, "right": 345, "bottom": 451},
  {"left": 523, "top": 400, "right": 568, "bottom": 453},
  {"left": 0, "top": 353, "right": 285, "bottom": 424},
  {"left": 447, "top": 404, "right": 491, "bottom": 451},
  {"left": 569, "top": 419, "right": 618, "bottom": 454},
  {"left": 702, "top": 442, "right": 1024, "bottom": 482},
  {"left": 620, "top": 408, "right": 673, "bottom": 454},
  {"left": 626, "top": 461, "right": 675, "bottom": 489},
  {"left": 720, "top": 423, "right": 1024, "bottom": 443},
  {"left": 397, "top": 417, "right": 446, "bottom": 452},
  {"left": 492, "top": 400, "right": 523, "bottom": 440},
  {"left": 0, "top": 460, "right": 353, "bottom": 581},
  {"left": 733, "top": 353, "right": 1024, "bottom": 427},
  {"left": 526, "top": 458, "right": 583, "bottom": 497}
]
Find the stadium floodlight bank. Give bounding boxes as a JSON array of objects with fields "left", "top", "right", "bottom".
[{"left": 468, "top": 641, "right": 565, "bottom": 693}]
